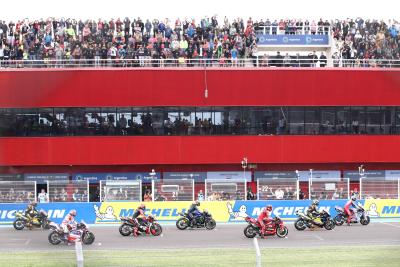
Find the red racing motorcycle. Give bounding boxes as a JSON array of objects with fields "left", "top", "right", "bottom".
[
  {"left": 243, "top": 216, "right": 288, "bottom": 238},
  {"left": 119, "top": 215, "right": 162, "bottom": 237}
]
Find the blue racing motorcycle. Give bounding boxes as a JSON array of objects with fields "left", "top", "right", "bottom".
[{"left": 176, "top": 210, "right": 216, "bottom": 230}]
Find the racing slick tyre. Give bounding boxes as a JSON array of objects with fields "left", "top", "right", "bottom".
[
  {"left": 150, "top": 223, "right": 163, "bottom": 236},
  {"left": 276, "top": 226, "right": 289, "bottom": 238},
  {"left": 205, "top": 219, "right": 216, "bottom": 230},
  {"left": 13, "top": 219, "right": 25, "bottom": 230},
  {"left": 243, "top": 225, "right": 257, "bottom": 238},
  {"left": 82, "top": 232, "right": 95, "bottom": 245},
  {"left": 294, "top": 219, "right": 307, "bottom": 231},
  {"left": 48, "top": 232, "right": 62, "bottom": 245},
  {"left": 176, "top": 218, "right": 189, "bottom": 230},
  {"left": 119, "top": 224, "right": 132, "bottom": 236}
]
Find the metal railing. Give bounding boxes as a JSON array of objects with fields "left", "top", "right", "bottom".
[
  {"left": 257, "top": 25, "right": 332, "bottom": 35},
  {"left": 1, "top": 58, "right": 400, "bottom": 69}
]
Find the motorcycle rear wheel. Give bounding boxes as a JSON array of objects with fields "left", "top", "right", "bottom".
[
  {"left": 276, "top": 226, "right": 289, "bottom": 238},
  {"left": 176, "top": 218, "right": 189, "bottom": 230},
  {"left": 294, "top": 219, "right": 307, "bottom": 231},
  {"left": 119, "top": 224, "right": 132, "bottom": 236},
  {"left": 48, "top": 232, "right": 62, "bottom": 245},
  {"left": 205, "top": 219, "right": 216, "bottom": 230},
  {"left": 13, "top": 219, "right": 25, "bottom": 230},
  {"left": 83, "top": 232, "right": 95, "bottom": 245},
  {"left": 244, "top": 225, "right": 257, "bottom": 238},
  {"left": 150, "top": 223, "right": 163, "bottom": 236}
]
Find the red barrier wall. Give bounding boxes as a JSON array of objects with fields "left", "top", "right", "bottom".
[
  {"left": 0, "top": 68, "right": 400, "bottom": 107},
  {"left": 1, "top": 135, "right": 400, "bottom": 166}
]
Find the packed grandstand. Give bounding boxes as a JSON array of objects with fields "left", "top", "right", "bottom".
[{"left": 0, "top": 17, "right": 399, "bottom": 67}]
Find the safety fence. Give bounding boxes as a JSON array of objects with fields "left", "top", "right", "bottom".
[
  {"left": 152, "top": 179, "right": 194, "bottom": 201},
  {"left": 205, "top": 179, "right": 247, "bottom": 201},
  {"left": 48, "top": 180, "right": 89, "bottom": 202},
  {"left": 309, "top": 178, "right": 350, "bottom": 200},
  {"left": 360, "top": 178, "right": 400, "bottom": 199},
  {"left": 257, "top": 178, "right": 298, "bottom": 200},
  {"left": 1, "top": 58, "right": 400, "bottom": 69},
  {"left": 0, "top": 199, "right": 399, "bottom": 225},
  {"left": 0, "top": 181, "right": 36, "bottom": 203},
  {"left": 100, "top": 180, "right": 142, "bottom": 202}
]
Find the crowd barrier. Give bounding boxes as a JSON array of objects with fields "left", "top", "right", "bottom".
[{"left": 0, "top": 199, "right": 399, "bottom": 224}]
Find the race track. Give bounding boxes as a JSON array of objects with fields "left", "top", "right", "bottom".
[{"left": 0, "top": 222, "right": 399, "bottom": 251}]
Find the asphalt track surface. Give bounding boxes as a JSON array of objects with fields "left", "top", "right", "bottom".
[{"left": 0, "top": 222, "right": 399, "bottom": 252}]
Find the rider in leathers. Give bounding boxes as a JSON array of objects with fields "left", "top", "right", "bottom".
[
  {"left": 24, "top": 202, "right": 39, "bottom": 229},
  {"left": 61, "top": 210, "right": 77, "bottom": 240},
  {"left": 132, "top": 203, "right": 147, "bottom": 236},
  {"left": 257, "top": 205, "right": 273, "bottom": 238},
  {"left": 344, "top": 196, "right": 358, "bottom": 226},
  {"left": 187, "top": 201, "right": 200, "bottom": 227},
  {"left": 306, "top": 200, "right": 322, "bottom": 226}
]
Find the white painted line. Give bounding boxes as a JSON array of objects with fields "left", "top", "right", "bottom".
[
  {"left": 24, "top": 239, "right": 31, "bottom": 245},
  {"left": 380, "top": 222, "right": 400, "bottom": 228},
  {"left": 314, "top": 235, "right": 324, "bottom": 241}
]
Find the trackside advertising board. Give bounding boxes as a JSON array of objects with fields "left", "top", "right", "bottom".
[{"left": 0, "top": 200, "right": 398, "bottom": 224}]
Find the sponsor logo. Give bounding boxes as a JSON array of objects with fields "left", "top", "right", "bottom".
[
  {"left": 0, "top": 209, "right": 65, "bottom": 220},
  {"left": 382, "top": 206, "right": 400, "bottom": 215}
]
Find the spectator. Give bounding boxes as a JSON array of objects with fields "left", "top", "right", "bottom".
[
  {"left": 197, "top": 190, "right": 204, "bottom": 201},
  {"left": 247, "top": 187, "right": 256, "bottom": 200},
  {"left": 72, "top": 188, "right": 81, "bottom": 202},
  {"left": 319, "top": 52, "right": 327, "bottom": 67},
  {"left": 38, "top": 189, "right": 49, "bottom": 203},
  {"left": 144, "top": 190, "right": 152, "bottom": 202}
]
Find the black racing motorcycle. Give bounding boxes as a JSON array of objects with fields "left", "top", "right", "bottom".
[
  {"left": 119, "top": 215, "right": 162, "bottom": 237},
  {"left": 294, "top": 210, "right": 335, "bottom": 231},
  {"left": 13, "top": 210, "right": 51, "bottom": 230},
  {"left": 334, "top": 203, "right": 370, "bottom": 226},
  {"left": 176, "top": 210, "right": 216, "bottom": 230}
]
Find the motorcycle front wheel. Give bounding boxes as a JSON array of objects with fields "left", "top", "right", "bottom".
[
  {"left": 276, "top": 226, "right": 289, "bottom": 238},
  {"left": 119, "top": 224, "right": 132, "bottom": 236},
  {"left": 360, "top": 216, "right": 370, "bottom": 225},
  {"left": 13, "top": 219, "right": 25, "bottom": 230},
  {"left": 294, "top": 219, "right": 307, "bottom": 231},
  {"left": 334, "top": 215, "right": 345, "bottom": 226},
  {"left": 243, "top": 225, "right": 257, "bottom": 238},
  {"left": 48, "top": 232, "right": 62, "bottom": 245},
  {"left": 205, "top": 219, "right": 216, "bottom": 230},
  {"left": 150, "top": 223, "right": 163, "bottom": 236},
  {"left": 176, "top": 218, "right": 189, "bottom": 230},
  {"left": 324, "top": 219, "right": 336, "bottom": 230},
  {"left": 82, "top": 232, "right": 95, "bottom": 245}
]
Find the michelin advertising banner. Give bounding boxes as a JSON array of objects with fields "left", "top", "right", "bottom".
[{"left": 1, "top": 200, "right": 398, "bottom": 225}]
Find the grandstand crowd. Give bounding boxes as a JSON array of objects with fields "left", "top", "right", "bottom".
[{"left": 0, "top": 17, "right": 398, "bottom": 67}]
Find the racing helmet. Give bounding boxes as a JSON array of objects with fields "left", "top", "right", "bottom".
[
  {"left": 195, "top": 200, "right": 200, "bottom": 206},
  {"left": 30, "top": 202, "right": 37, "bottom": 208},
  {"left": 139, "top": 203, "right": 146, "bottom": 210},
  {"left": 266, "top": 205, "right": 273, "bottom": 212},
  {"left": 312, "top": 200, "right": 319, "bottom": 206},
  {"left": 351, "top": 196, "right": 357, "bottom": 201},
  {"left": 69, "top": 209, "right": 77, "bottom": 217}
]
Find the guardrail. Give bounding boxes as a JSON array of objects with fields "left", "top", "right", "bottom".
[{"left": 0, "top": 58, "right": 400, "bottom": 69}]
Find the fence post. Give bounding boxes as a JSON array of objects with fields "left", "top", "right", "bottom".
[
  {"left": 75, "top": 241, "right": 84, "bottom": 267},
  {"left": 205, "top": 179, "right": 208, "bottom": 201},
  {"left": 151, "top": 179, "right": 154, "bottom": 202},
  {"left": 253, "top": 237, "right": 261, "bottom": 267},
  {"left": 34, "top": 181, "right": 37, "bottom": 203},
  {"left": 359, "top": 178, "right": 363, "bottom": 199},
  {"left": 244, "top": 179, "right": 247, "bottom": 200},
  {"left": 99, "top": 180, "right": 103, "bottom": 202},
  {"left": 86, "top": 181, "right": 89, "bottom": 202},
  {"left": 192, "top": 179, "right": 195, "bottom": 201},
  {"left": 46, "top": 181, "right": 49, "bottom": 202},
  {"left": 347, "top": 178, "right": 350, "bottom": 199},
  {"left": 297, "top": 179, "right": 299, "bottom": 200},
  {"left": 308, "top": 178, "right": 311, "bottom": 200},
  {"left": 257, "top": 179, "right": 259, "bottom": 200},
  {"left": 398, "top": 179, "right": 400, "bottom": 200}
]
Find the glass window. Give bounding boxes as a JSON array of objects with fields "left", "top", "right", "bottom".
[
  {"left": 320, "top": 107, "right": 336, "bottom": 134},
  {"left": 336, "top": 107, "right": 350, "bottom": 134},
  {"left": 380, "top": 107, "right": 395, "bottom": 134},
  {"left": 0, "top": 108, "right": 16, "bottom": 136},
  {"left": 305, "top": 107, "right": 321, "bottom": 135},
  {"left": 288, "top": 107, "right": 304, "bottom": 134},
  {"left": 116, "top": 107, "right": 132, "bottom": 135},
  {"left": 148, "top": 107, "right": 165, "bottom": 135},
  {"left": 350, "top": 107, "right": 366, "bottom": 134},
  {"left": 366, "top": 107, "right": 381, "bottom": 134},
  {"left": 196, "top": 107, "right": 213, "bottom": 135}
]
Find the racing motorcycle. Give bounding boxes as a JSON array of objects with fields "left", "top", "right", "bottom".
[
  {"left": 48, "top": 221, "right": 95, "bottom": 245},
  {"left": 176, "top": 210, "right": 216, "bottom": 230},
  {"left": 13, "top": 210, "right": 51, "bottom": 230},
  {"left": 294, "top": 210, "right": 335, "bottom": 231},
  {"left": 119, "top": 215, "right": 162, "bottom": 237},
  {"left": 334, "top": 203, "right": 370, "bottom": 226},
  {"left": 243, "top": 216, "right": 288, "bottom": 238}
]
